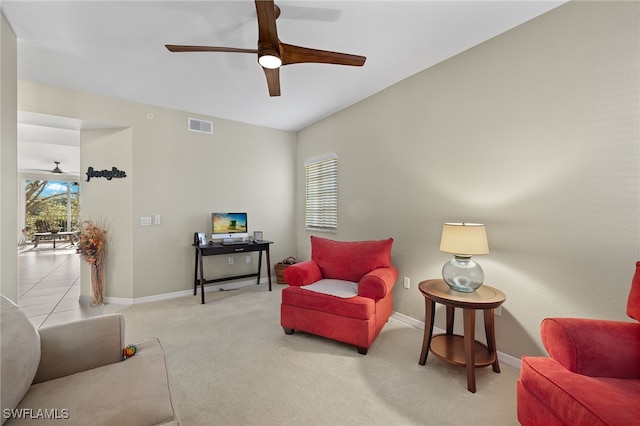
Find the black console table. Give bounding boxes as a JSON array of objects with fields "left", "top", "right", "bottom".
[{"left": 193, "top": 241, "right": 273, "bottom": 304}]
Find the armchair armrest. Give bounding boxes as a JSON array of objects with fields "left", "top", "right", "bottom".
[
  {"left": 358, "top": 266, "right": 399, "bottom": 300},
  {"left": 283, "top": 260, "right": 323, "bottom": 287},
  {"left": 541, "top": 317, "right": 640, "bottom": 379},
  {"left": 33, "top": 314, "right": 126, "bottom": 384}
]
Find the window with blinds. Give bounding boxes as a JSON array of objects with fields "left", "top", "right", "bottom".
[{"left": 305, "top": 154, "right": 338, "bottom": 232}]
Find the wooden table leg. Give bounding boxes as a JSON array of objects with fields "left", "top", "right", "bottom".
[
  {"left": 463, "top": 308, "right": 477, "bottom": 393},
  {"left": 445, "top": 306, "right": 455, "bottom": 334},
  {"left": 484, "top": 309, "right": 501, "bottom": 373},
  {"left": 419, "top": 298, "right": 435, "bottom": 365}
]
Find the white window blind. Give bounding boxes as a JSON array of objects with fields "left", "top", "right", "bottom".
[{"left": 305, "top": 154, "right": 338, "bottom": 232}]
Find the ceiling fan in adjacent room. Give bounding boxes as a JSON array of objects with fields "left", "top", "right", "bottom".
[
  {"left": 165, "top": 0, "right": 366, "bottom": 97},
  {"left": 32, "top": 161, "right": 72, "bottom": 175},
  {"left": 51, "top": 161, "right": 63, "bottom": 174}
]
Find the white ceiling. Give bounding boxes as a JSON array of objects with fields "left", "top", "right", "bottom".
[{"left": 3, "top": 0, "right": 565, "bottom": 174}]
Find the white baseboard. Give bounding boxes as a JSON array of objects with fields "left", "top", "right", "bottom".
[
  {"left": 390, "top": 311, "right": 521, "bottom": 370},
  {"left": 100, "top": 276, "right": 274, "bottom": 306}
]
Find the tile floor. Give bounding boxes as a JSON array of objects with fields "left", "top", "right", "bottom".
[{"left": 18, "top": 242, "right": 126, "bottom": 329}]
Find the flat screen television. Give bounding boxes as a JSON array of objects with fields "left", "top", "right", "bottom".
[{"left": 212, "top": 212, "right": 248, "bottom": 240}]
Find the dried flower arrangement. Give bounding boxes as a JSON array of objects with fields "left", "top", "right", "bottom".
[{"left": 77, "top": 220, "right": 107, "bottom": 305}]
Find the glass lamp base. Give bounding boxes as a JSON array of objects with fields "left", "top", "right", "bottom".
[{"left": 442, "top": 256, "right": 484, "bottom": 293}]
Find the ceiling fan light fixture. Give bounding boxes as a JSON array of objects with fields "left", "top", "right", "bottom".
[
  {"left": 258, "top": 52, "right": 282, "bottom": 69},
  {"left": 166, "top": 1, "right": 367, "bottom": 96}
]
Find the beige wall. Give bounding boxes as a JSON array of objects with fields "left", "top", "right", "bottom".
[
  {"left": 295, "top": 1, "right": 640, "bottom": 357},
  {"left": 0, "top": 12, "right": 18, "bottom": 301},
  {"left": 80, "top": 128, "right": 134, "bottom": 299},
  {"left": 17, "top": 81, "right": 297, "bottom": 300},
  {"left": 128, "top": 104, "right": 297, "bottom": 298}
]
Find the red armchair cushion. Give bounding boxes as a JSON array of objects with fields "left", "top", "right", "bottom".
[
  {"left": 282, "top": 286, "right": 375, "bottom": 320},
  {"left": 519, "top": 356, "right": 640, "bottom": 426},
  {"left": 627, "top": 261, "right": 640, "bottom": 321},
  {"left": 359, "top": 266, "right": 398, "bottom": 300},
  {"left": 518, "top": 262, "right": 640, "bottom": 425},
  {"left": 541, "top": 317, "right": 640, "bottom": 379},
  {"left": 283, "top": 260, "right": 323, "bottom": 287},
  {"left": 310, "top": 236, "right": 393, "bottom": 283}
]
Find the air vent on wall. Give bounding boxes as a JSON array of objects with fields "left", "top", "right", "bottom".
[{"left": 188, "top": 117, "right": 213, "bottom": 134}]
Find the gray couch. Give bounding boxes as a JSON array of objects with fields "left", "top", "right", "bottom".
[{"left": 1, "top": 295, "right": 180, "bottom": 425}]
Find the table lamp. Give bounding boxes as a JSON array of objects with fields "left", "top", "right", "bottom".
[{"left": 439, "top": 223, "right": 489, "bottom": 293}]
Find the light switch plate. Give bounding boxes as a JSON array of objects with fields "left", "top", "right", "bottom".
[
  {"left": 403, "top": 277, "right": 410, "bottom": 289},
  {"left": 141, "top": 217, "right": 152, "bottom": 226}
]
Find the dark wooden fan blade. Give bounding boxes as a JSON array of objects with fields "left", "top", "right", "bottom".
[
  {"left": 280, "top": 43, "right": 366, "bottom": 66},
  {"left": 263, "top": 67, "right": 281, "bottom": 97},
  {"left": 165, "top": 45, "right": 258, "bottom": 54},
  {"left": 255, "top": 0, "right": 279, "bottom": 47}
]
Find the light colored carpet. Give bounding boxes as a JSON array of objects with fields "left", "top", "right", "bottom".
[{"left": 121, "top": 284, "right": 520, "bottom": 426}]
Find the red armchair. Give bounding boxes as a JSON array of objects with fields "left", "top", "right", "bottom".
[
  {"left": 517, "top": 261, "right": 640, "bottom": 425},
  {"left": 281, "top": 236, "right": 398, "bottom": 354}
]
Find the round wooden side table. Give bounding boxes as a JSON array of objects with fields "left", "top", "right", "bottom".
[{"left": 418, "top": 279, "right": 506, "bottom": 393}]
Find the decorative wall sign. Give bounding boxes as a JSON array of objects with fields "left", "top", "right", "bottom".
[{"left": 85, "top": 167, "right": 127, "bottom": 182}]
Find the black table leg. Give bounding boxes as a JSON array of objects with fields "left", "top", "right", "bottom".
[
  {"left": 256, "top": 249, "right": 263, "bottom": 285},
  {"left": 199, "top": 250, "right": 206, "bottom": 304},
  {"left": 266, "top": 246, "right": 272, "bottom": 291},
  {"left": 194, "top": 247, "right": 199, "bottom": 296},
  {"left": 193, "top": 242, "right": 273, "bottom": 299}
]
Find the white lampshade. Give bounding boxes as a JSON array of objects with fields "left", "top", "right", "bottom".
[
  {"left": 439, "top": 223, "right": 489, "bottom": 256},
  {"left": 439, "top": 223, "right": 489, "bottom": 293}
]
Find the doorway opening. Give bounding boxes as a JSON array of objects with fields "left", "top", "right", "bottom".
[{"left": 24, "top": 179, "right": 80, "bottom": 240}]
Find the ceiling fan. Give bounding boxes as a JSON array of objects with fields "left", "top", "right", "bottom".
[
  {"left": 165, "top": 0, "right": 366, "bottom": 97},
  {"left": 33, "top": 161, "right": 70, "bottom": 175},
  {"left": 23, "top": 161, "right": 79, "bottom": 176}
]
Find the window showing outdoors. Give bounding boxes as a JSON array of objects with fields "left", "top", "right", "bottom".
[
  {"left": 24, "top": 180, "right": 80, "bottom": 239},
  {"left": 305, "top": 154, "right": 338, "bottom": 232}
]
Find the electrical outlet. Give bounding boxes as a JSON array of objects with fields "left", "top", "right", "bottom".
[
  {"left": 228, "top": 257, "right": 234, "bottom": 265},
  {"left": 495, "top": 306, "right": 502, "bottom": 317},
  {"left": 403, "top": 277, "right": 410, "bottom": 289},
  {"left": 245, "top": 255, "right": 251, "bottom": 264}
]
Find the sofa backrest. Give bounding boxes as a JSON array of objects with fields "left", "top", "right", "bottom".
[
  {"left": 310, "top": 236, "right": 393, "bottom": 282},
  {"left": 627, "top": 261, "right": 640, "bottom": 322},
  {"left": 0, "top": 295, "right": 41, "bottom": 423}
]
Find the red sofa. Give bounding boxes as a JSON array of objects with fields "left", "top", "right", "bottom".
[
  {"left": 281, "top": 236, "right": 398, "bottom": 354},
  {"left": 517, "top": 261, "right": 640, "bottom": 425}
]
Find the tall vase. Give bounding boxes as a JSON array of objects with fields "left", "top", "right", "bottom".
[{"left": 90, "top": 262, "right": 105, "bottom": 306}]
